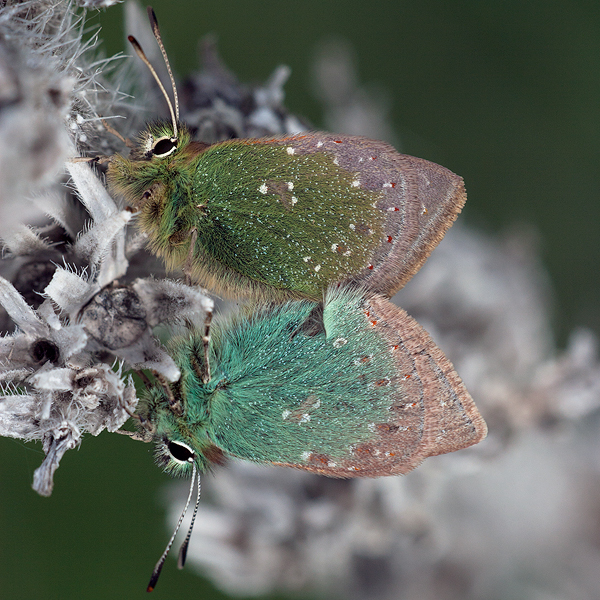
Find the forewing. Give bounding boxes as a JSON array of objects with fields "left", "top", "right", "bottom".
[
  {"left": 206, "top": 288, "right": 486, "bottom": 478},
  {"left": 191, "top": 137, "right": 385, "bottom": 299}
]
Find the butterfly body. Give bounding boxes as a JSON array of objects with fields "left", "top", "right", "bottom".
[
  {"left": 142, "top": 286, "right": 486, "bottom": 478},
  {"left": 109, "top": 123, "right": 466, "bottom": 300}
]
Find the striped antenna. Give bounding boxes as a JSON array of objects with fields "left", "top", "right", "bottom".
[
  {"left": 127, "top": 8, "right": 179, "bottom": 141},
  {"left": 146, "top": 7, "right": 180, "bottom": 123},
  {"left": 147, "top": 462, "right": 197, "bottom": 592}
]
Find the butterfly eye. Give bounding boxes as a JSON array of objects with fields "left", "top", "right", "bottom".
[
  {"left": 167, "top": 440, "right": 195, "bottom": 463},
  {"left": 152, "top": 137, "right": 177, "bottom": 157}
]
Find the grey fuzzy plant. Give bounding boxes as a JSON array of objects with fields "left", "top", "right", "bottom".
[
  {"left": 0, "top": 0, "right": 306, "bottom": 497},
  {"left": 0, "top": 0, "right": 215, "bottom": 496}
]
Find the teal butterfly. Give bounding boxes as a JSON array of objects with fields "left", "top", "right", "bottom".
[{"left": 133, "top": 286, "right": 486, "bottom": 590}]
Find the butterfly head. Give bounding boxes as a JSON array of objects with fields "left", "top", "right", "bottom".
[
  {"left": 137, "top": 378, "right": 221, "bottom": 477},
  {"left": 108, "top": 13, "right": 203, "bottom": 211},
  {"left": 106, "top": 120, "right": 187, "bottom": 202},
  {"left": 131, "top": 120, "right": 183, "bottom": 161}
]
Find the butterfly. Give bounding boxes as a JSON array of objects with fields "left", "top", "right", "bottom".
[
  {"left": 132, "top": 285, "right": 486, "bottom": 590},
  {"left": 107, "top": 8, "right": 466, "bottom": 302},
  {"left": 107, "top": 8, "right": 484, "bottom": 591}
]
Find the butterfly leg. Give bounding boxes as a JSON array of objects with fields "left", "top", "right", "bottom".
[
  {"left": 184, "top": 228, "right": 198, "bottom": 286},
  {"left": 120, "top": 380, "right": 155, "bottom": 441},
  {"left": 153, "top": 370, "right": 183, "bottom": 416},
  {"left": 101, "top": 118, "right": 134, "bottom": 148},
  {"left": 187, "top": 305, "right": 213, "bottom": 384},
  {"left": 116, "top": 428, "right": 151, "bottom": 442},
  {"left": 199, "top": 306, "right": 213, "bottom": 384},
  {"left": 68, "top": 155, "right": 112, "bottom": 164}
]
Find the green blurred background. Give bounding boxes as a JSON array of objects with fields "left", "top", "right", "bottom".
[{"left": 1, "top": 0, "right": 599, "bottom": 598}]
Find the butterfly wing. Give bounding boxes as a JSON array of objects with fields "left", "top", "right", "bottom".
[
  {"left": 190, "top": 135, "right": 384, "bottom": 299},
  {"left": 189, "top": 133, "right": 465, "bottom": 300},
  {"left": 326, "top": 292, "right": 487, "bottom": 476},
  {"left": 204, "top": 287, "right": 486, "bottom": 477},
  {"left": 264, "top": 133, "right": 467, "bottom": 297}
]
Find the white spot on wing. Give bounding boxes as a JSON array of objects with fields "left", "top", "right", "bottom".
[
  {"left": 282, "top": 409, "right": 291, "bottom": 420},
  {"left": 303, "top": 256, "right": 311, "bottom": 262},
  {"left": 352, "top": 179, "right": 360, "bottom": 187},
  {"left": 331, "top": 243, "right": 338, "bottom": 252},
  {"left": 287, "top": 146, "right": 295, "bottom": 155},
  {"left": 291, "top": 196, "right": 298, "bottom": 205},
  {"left": 349, "top": 224, "right": 355, "bottom": 230},
  {"left": 301, "top": 451, "right": 311, "bottom": 461},
  {"left": 314, "top": 264, "right": 321, "bottom": 272},
  {"left": 287, "top": 181, "right": 294, "bottom": 190},
  {"left": 333, "top": 337, "right": 347, "bottom": 348},
  {"left": 259, "top": 183, "right": 268, "bottom": 194},
  {"left": 299, "top": 413, "right": 310, "bottom": 423},
  {"left": 316, "top": 141, "right": 323, "bottom": 148}
]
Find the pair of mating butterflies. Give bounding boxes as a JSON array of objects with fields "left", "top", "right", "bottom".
[{"left": 107, "top": 7, "right": 487, "bottom": 590}]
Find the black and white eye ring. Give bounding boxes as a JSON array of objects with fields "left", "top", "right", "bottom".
[
  {"left": 152, "top": 136, "right": 177, "bottom": 157},
  {"left": 166, "top": 439, "right": 195, "bottom": 463}
]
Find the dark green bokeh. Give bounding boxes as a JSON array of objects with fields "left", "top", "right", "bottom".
[{"left": 1, "top": 1, "right": 598, "bottom": 598}]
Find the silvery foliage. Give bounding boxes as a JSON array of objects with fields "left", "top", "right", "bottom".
[{"left": 0, "top": 0, "right": 213, "bottom": 496}]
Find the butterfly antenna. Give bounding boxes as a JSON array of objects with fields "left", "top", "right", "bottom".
[
  {"left": 147, "top": 462, "right": 197, "bottom": 592},
  {"left": 127, "top": 32, "right": 178, "bottom": 141},
  {"left": 177, "top": 473, "right": 201, "bottom": 569},
  {"left": 147, "top": 7, "right": 180, "bottom": 121}
]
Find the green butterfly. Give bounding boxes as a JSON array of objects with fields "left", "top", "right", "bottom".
[{"left": 107, "top": 9, "right": 465, "bottom": 302}]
